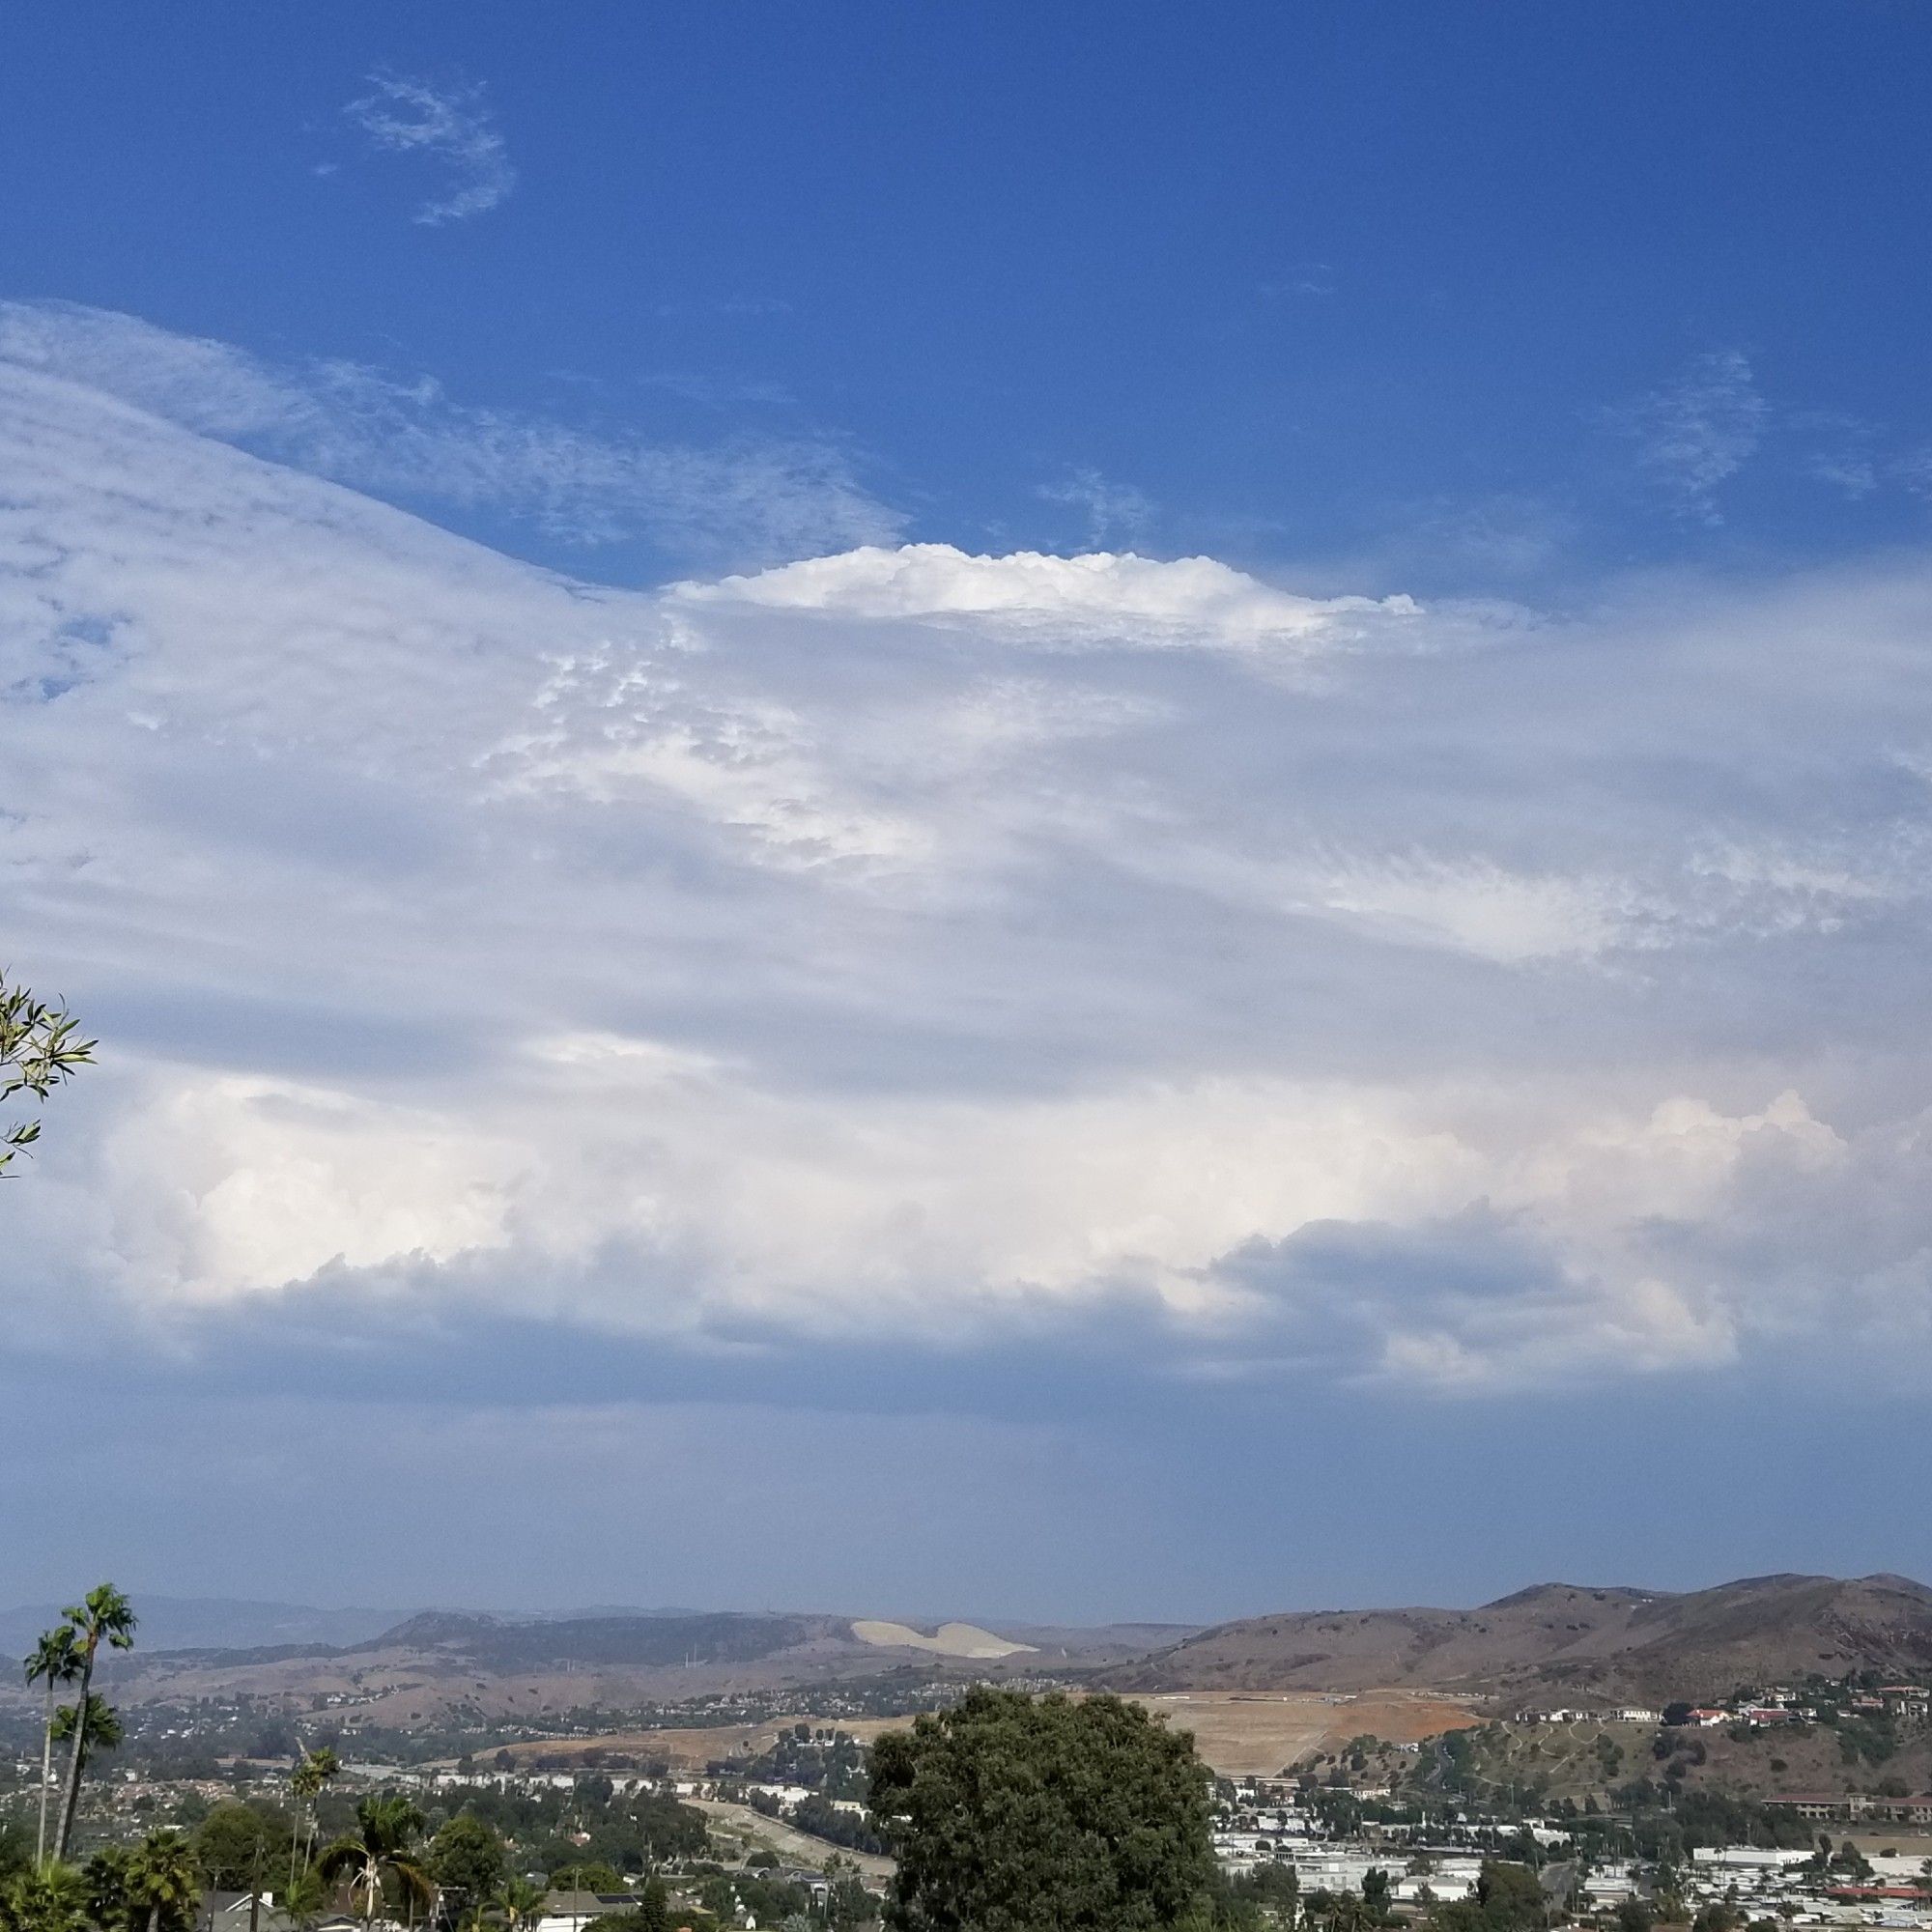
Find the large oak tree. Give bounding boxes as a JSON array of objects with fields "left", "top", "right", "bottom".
[{"left": 868, "top": 1689, "right": 1217, "bottom": 1932}]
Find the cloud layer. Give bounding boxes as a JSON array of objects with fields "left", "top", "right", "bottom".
[{"left": 6, "top": 310, "right": 1932, "bottom": 1415}]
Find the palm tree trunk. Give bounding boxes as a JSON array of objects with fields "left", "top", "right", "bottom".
[
  {"left": 53, "top": 1643, "right": 97, "bottom": 1861},
  {"left": 36, "top": 1676, "right": 55, "bottom": 1867},
  {"left": 150, "top": 1904, "right": 162, "bottom": 1932}
]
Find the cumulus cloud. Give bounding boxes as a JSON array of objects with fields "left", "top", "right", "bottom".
[
  {"left": 8, "top": 315, "right": 1932, "bottom": 1407},
  {"left": 677, "top": 543, "right": 1418, "bottom": 656},
  {"left": 343, "top": 73, "right": 517, "bottom": 225}
]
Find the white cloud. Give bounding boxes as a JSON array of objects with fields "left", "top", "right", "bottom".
[
  {"left": 9, "top": 316, "right": 1932, "bottom": 1397},
  {"left": 343, "top": 73, "right": 517, "bottom": 225},
  {"left": 0, "top": 300, "right": 900, "bottom": 563},
  {"left": 677, "top": 543, "right": 1419, "bottom": 656}
]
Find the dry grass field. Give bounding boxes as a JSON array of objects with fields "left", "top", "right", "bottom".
[
  {"left": 1132, "top": 1689, "right": 1481, "bottom": 1775},
  {"left": 488, "top": 1687, "right": 1479, "bottom": 1779}
]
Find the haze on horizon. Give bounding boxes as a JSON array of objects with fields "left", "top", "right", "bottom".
[{"left": 5, "top": 2, "right": 1932, "bottom": 1621}]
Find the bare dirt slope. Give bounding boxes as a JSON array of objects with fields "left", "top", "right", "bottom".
[{"left": 850, "top": 1620, "right": 1036, "bottom": 1659}]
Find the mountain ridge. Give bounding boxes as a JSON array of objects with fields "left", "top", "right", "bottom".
[
  {"left": 1105, "top": 1573, "right": 1932, "bottom": 1703},
  {"left": 17, "top": 1575, "right": 1932, "bottom": 1726}
]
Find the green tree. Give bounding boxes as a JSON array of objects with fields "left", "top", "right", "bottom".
[
  {"left": 320, "top": 1798, "right": 434, "bottom": 1929},
  {"left": 1235, "top": 1861, "right": 1300, "bottom": 1926},
  {"left": 0, "top": 975, "right": 94, "bottom": 1179},
  {"left": 193, "top": 1804, "right": 290, "bottom": 1893},
  {"left": 549, "top": 1864, "right": 623, "bottom": 1895},
  {"left": 868, "top": 1687, "right": 1216, "bottom": 1932},
  {"left": 1319, "top": 1894, "right": 1374, "bottom": 1932},
  {"left": 1429, "top": 1862, "right": 1548, "bottom": 1932},
  {"left": 51, "top": 1585, "right": 137, "bottom": 1862},
  {"left": 23, "top": 1629, "right": 81, "bottom": 1869},
  {"left": 122, "top": 1832, "right": 201, "bottom": 1932},
  {"left": 1833, "top": 1842, "right": 1874, "bottom": 1881},
  {"left": 428, "top": 1817, "right": 507, "bottom": 1920},
  {"left": 1474, "top": 1863, "right": 1546, "bottom": 1932}
]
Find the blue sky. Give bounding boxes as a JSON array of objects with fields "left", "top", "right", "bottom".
[
  {"left": 5, "top": 3, "right": 1932, "bottom": 1622},
  {"left": 20, "top": 1, "right": 1932, "bottom": 584}
]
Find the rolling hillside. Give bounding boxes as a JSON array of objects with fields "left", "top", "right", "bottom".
[
  {"left": 1107, "top": 1574, "right": 1932, "bottom": 1703},
  {"left": 51, "top": 1607, "right": 1181, "bottom": 1725}
]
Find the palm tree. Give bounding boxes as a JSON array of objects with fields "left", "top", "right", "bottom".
[
  {"left": 49, "top": 1693, "right": 125, "bottom": 1788},
  {"left": 319, "top": 1796, "right": 434, "bottom": 1930},
  {"left": 51, "top": 1584, "right": 136, "bottom": 1862},
  {"left": 1, "top": 1861, "right": 92, "bottom": 1932},
  {"left": 81, "top": 1844, "right": 134, "bottom": 1930},
  {"left": 492, "top": 1877, "right": 546, "bottom": 1932},
  {"left": 291, "top": 1747, "right": 343, "bottom": 1886},
  {"left": 123, "top": 1830, "right": 202, "bottom": 1932},
  {"left": 281, "top": 1865, "right": 333, "bottom": 1932},
  {"left": 24, "top": 1625, "right": 81, "bottom": 1868}
]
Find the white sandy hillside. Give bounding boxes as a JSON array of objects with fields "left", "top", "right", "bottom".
[{"left": 850, "top": 1618, "right": 1038, "bottom": 1660}]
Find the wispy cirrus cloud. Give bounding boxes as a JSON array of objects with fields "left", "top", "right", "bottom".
[
  {"left": 343, "top": 73, "right": 517, "bottom": 225},
  {"left": 1261, "top": 261, "right": 1338, "bottom": 299},
  {"left": 1036, "top": 468, "right": 1156, "bottom": 548},
  {"left": 1609, "top": 347, "right": 1769, "bottom": 525},
  {"left": 0, "top": 300, "right": 901, "bottom": 567},
  {"left": 1619, "top": 367, "right": 1932, "bottom": 523}
]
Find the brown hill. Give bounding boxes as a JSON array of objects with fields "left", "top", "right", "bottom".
[{"left": 1105, "top": 1574, "right": 1932, "bottom": 1705}]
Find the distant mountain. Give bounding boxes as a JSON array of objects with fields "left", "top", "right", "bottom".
[
  {"left": 350, "top": 1608, "right": 845, "bottom": 1670},
  {"left": 24, "top": 1576, "right": 1931, "bottom": 1728},
  {"left": 47, "top": 1604, "right": 1167, "bottom": 1724},
  {"left": 0, "top": 1596, "right": 411, "bottom": 1657},
  {"left": 1106, "top": 1574, "right": 1932, "bottom": 1703}
]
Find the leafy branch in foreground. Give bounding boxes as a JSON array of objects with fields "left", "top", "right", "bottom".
[{"left": 0, "top": 972, "right": 95, "bottom": 1177}]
